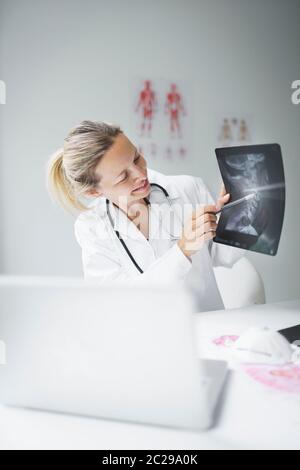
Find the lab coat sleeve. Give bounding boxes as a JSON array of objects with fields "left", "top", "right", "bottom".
[
  {"left": 74, "top": 217, "right": 193, "bottom": 286},
  {"left": 193, "top": 176, "right": 247, "bottom": 268}
]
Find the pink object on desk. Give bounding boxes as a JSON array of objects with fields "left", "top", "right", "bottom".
[
  {"left": 212, "top": 335, "right": 240, "bottom": 348},
  {"left": 242, "top": 364, "right": 300, "bottom": 394}
]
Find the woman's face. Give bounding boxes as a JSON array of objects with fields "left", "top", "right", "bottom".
[{"left": 87, "top": 133, "right": 150, "bottom": 208}]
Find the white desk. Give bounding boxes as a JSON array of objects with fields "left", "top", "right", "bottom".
[{"left": 1, "top": 299, "right": 300, "bottom": 450}]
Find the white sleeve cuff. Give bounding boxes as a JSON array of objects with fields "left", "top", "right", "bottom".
[
  {"left": 209, "top": 240, "right": 247, "bottom": 268},
  {"left": 139, "top": 242, "right": 192, "bottom": 284}
]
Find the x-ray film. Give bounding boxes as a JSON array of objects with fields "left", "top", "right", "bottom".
[{"left": 214, "top": 144, "right": 285, "bottom": 256}]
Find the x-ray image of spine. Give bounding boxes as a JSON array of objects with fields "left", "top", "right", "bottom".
[
  {"left": 221, "top": 153, "right": 269, "bottom": 236},
  {"left": 215, "top": 144, "right": 285, "bottom": 256},
  {"left": 135, "top": 80, "right": 158, "bottom": 138},
  {"left": 164, "top": 83, "right": 186, "bottom": 139}
]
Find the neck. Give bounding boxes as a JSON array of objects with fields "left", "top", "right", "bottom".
[{"left": 113, "top": 197, "right": 150, "bottom": 219}]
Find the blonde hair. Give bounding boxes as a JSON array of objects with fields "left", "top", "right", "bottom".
[{"left": 46, "top": 120, "right": 123, "bottom": 215}]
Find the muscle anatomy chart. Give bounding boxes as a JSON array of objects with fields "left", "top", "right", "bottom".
[
  {"left": 135, "top": 80, "right": 158, "bottom": 138},
  {"left": 131, "top": 78, "right": 192, "bottom": 163},
  {"left": 164, "top": 83, "right": 186, "bottom": 139}
]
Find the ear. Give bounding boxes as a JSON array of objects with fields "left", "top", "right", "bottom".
[{"left": 85, "top": 189, "right": 103, "bottom": 198}]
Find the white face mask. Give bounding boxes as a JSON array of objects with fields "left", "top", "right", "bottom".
[{"left": 231, "top": 326, "right": 295, "bottom": 365}]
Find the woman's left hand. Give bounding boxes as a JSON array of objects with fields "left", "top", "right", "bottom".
[{"left": 216, "top": 183, "right": 230, "bottom": 212}]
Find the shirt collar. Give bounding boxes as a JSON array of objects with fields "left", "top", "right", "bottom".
[{"left": 147, "top": 168, "right": 180, "bottom": 201}]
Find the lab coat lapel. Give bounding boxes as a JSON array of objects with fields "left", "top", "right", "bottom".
[
  {"left": 93, "top": 172, "right": 183, "bottom": 273},
  {"left": 108, "top": 175, "right": 182, "bottom": 242},
  {"left": 110, "top": 202, "right": 145, "bottom": 241},
  {"left": 146, "top": 174, "right": 182, "bottom": 239},
  {"left": 110, "top": 201, "right": 157, "bottom": 272},
  {"left": 149, "top": 199, "right": 183, "bottom": 241}
]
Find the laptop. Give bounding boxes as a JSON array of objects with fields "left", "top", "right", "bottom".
[{"left": 0, "top": 275, "right": 227, "bottom": 431}]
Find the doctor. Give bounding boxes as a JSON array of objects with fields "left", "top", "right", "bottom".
[{"left": 46, "top": 120, "right": 245, "bottom": 312}]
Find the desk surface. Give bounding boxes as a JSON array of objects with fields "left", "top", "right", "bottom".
[{"left": 1, "top": 299, "right": 300, "bottom": 450}]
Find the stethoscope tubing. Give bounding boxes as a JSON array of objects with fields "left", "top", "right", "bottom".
[{"left": 106, "top": 183, "right": 170, "bottom": 274}]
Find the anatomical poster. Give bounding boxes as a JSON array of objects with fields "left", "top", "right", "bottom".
[
  {"left": 216, "top": 114, "right": 253, "bottom": 147},
  {"left": 214, "top": 144, "right": 285, "bottom": 256},
  {"left": 130, "top": 77, "right": 193, "bottom": 162}
]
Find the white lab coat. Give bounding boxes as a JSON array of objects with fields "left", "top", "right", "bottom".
[{"left": 74, "top": 168, "right": 246, "bottom": 312}]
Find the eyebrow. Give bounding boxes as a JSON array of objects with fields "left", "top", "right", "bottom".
[{"left": 115, "top": 148, "right": 138, "bottom": 179}]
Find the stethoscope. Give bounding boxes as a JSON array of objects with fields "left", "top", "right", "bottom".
[{"left": 105, "top": 183, "right": 171, "bottom": 274}]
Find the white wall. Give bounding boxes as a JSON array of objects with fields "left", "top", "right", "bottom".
[{"left": 0, "top": 0, "right": 299, "bottom": 302}]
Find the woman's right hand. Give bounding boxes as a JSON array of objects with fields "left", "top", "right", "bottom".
[{"left": 177, "top": 204, "right": 218, "bottom": 259}]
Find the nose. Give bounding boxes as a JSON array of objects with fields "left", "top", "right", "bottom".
[{"left": 132, "top": 163, "right": 146, "bottom": 181}]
